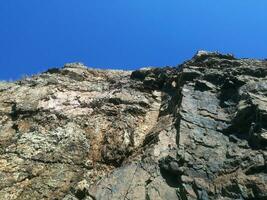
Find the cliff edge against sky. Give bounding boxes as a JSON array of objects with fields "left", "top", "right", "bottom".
[{"left": 0, "top": 51, "right": 267, "bottom": 199}]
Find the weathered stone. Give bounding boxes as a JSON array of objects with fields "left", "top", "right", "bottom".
[{"left": 0, "top": 52, "right": 266, "bottom": 199}]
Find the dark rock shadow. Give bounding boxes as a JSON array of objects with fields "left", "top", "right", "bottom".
[
  {"left": 159, "top": 156, "right": 183, "bottom": 188},
  {"left": 159, "top": 167, "right": 180, "bottom": 188}
]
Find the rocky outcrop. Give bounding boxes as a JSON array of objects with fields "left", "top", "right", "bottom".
[{"left": 0, "top": 52, "right": 266, "bottom": 199}]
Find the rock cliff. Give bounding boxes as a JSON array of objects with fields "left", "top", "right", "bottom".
[{"left": 0, "top": 52, "right": 266, "bottom": 199}]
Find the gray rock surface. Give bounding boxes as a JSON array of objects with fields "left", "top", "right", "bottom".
[{"left": 0, "top": 53, "right": 266, "bottom": 199}]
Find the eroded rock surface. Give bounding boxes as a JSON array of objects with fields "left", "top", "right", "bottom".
[{"left": 0, "top": 52, "right": 267, "bottom": 199}]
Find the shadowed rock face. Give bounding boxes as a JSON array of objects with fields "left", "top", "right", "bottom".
[{"left": 0, "top": 53, "right": 266, "bottom": 200}]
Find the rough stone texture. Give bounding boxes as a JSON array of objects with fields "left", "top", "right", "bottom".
[{"left": 0, "top": 52, "right": 267, "bottom": 199}]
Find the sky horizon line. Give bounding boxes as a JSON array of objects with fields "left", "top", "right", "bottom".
[
  {"left": 1, "top": 50, "right": 266, "bottom": 81},
  {"left": 1, "top": 1, "right": 267, "bottom": 80}
]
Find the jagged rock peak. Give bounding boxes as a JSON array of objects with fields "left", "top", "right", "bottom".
[
  {"left": 0, "top": 52, "right": 266, "bottom": 199},
  {"left": 64, "top": 62, "right": 88, "bottom": 69},
  {"left": 194, "top": 50, "right": 235, "bottom": 60}
]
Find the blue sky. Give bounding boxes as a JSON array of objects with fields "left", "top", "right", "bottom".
[{"left": 0, "top": 0, "right": 267, "bottom": 80}]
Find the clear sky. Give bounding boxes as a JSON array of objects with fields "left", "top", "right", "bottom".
[{"left": 0, "top": 0, "right": 267, "bottom": 80}]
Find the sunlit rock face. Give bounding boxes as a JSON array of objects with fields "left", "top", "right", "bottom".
[{"left": 0, "top": 52, "right": 267, "bottom": 200}]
